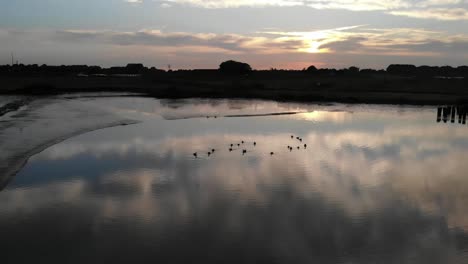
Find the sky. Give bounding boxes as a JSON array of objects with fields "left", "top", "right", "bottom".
[{"left": 1, "top": 0, "right": 468, "bottom": 69}]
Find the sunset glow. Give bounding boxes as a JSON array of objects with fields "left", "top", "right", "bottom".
[{"left": 1, "top": 0, "right": 468, "bottom": 68}]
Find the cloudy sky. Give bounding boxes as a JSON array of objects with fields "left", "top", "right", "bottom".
[{"left": 1, "top": 0, "right": 468, "bottom": 69}]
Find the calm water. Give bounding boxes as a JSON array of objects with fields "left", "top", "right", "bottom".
[{"left": 2, "top": 98, "right": 468, "bottom": 264}]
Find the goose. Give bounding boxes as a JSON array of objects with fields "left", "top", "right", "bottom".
[
  {"left": 297, "top": 146, "right": 300, "bottom": 150},
  {"left": 254, "top": 142, "right": 257, "bottom": 146},
  {"left": 212, "top": 149, "right": 215, "bottom": 153},
  {"left": 304, "top": 144, "right": 307, "bottom": 148},
  {"left": 242, "top": 149, "right": 247, "bottom": 155},
  {"left": 208, "top": 152, "right": 211, "bottom": 156},
  {"left": 230, "top": 144, "right": 234, "bottom": 147},
  {"left": 270, "top": 152, "right": 275, "bottom": 155},
  {"left": 193, "top": 152, "right": 198, "bottom": 157},
  {"left": 229, "top": 148, "right": 233, "bottom": 152}
]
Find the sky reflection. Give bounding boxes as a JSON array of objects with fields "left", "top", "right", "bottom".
[{"left": 1, "top": 98, "right": 468, "bottom": 263}]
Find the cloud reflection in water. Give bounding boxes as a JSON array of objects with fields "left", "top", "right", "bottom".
[{"left": 1, "top": 98, "right": 468, "bottom": 263}]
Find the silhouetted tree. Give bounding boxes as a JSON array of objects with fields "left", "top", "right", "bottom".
[
  {"left": 126, "top": 63, "right": 145, "bottom": 74},
  {"left": 457, "top": 66, "right": 468, "bottom": 77},
  {"left": 360, "top": 69, "right": 378, "bottom": 75},
  {"left": 306, "top": 65, "right": 318, "bottom": 73},
  {"left": 346, "top": 66, "right": 360, "bottom": 75},
  {"left": 219, "top": 60, "right": 252, "bottom": 75},
  {"left": 387, "top": 64, "right": 417, "bottom": 76}
]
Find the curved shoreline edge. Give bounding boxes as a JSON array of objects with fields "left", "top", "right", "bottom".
[
  {"left": 0, "top": 98, "right": 32, "bottom": 117},
  {"left": 0, "top": 119, "right": 140, "bottom": 191}
]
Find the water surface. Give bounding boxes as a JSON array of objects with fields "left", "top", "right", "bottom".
[{"left": 2, "top": 98, "right": 468, "bottom": 264}]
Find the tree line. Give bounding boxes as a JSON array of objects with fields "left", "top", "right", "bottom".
[{"left": 1, "top": 60, "right": 468, "bottom": 78}]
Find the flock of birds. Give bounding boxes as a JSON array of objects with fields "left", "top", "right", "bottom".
[{"left": 193, "top": 135, "right": 307, "bottom": 158}]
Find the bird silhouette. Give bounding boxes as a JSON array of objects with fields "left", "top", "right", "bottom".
[
  {"left": 270, "top": 152, "right": 275, "bottom": 155},
  {"left": 242, "top": 149, "right": 247, "bottom": 155},
  {"left": 304, "top": 144, "right": 307, "bottom": 148},
  {"left": 254, "top": 142, "right": 257, "bottom": 146},
  {"left": 229, "top": 148, "right": 233, "bottom": 152},
  {"left": 193, "top": 153, "right": 198, "bottom": 157}
]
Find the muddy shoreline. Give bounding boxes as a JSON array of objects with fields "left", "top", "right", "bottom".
[
  {"left": 0, "top": 97, "right": 139, "bottom": 190},
  {"left": 0, "top": 98, "right": 32, "bottom": 117}
]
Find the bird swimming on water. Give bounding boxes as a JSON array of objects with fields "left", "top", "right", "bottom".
[{"left": 193, "top": 152, "right": 198, "bottom": 157}]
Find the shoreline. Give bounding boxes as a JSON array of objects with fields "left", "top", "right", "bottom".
[
  {"left": 0, "top": 98, "right": 32, "bottom": 117},
  {"left": 1, "top": 75, "right": 468, "bottom": 106}
]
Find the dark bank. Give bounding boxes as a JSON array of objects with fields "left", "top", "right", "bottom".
[{"left": 1, "top": 61, "right": 468, "bottom": 105}]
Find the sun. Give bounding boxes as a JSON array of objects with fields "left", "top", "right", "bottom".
[
  {"left": 295, "top": 31, "right": 332, "bottom": 53},
  {"left": 303, "top": 40, "right": 328, "bottom": 53}
]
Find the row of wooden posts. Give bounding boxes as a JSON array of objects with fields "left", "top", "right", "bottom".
[{"left": 437, "top": 106, "right": 468, "bottom": 124}]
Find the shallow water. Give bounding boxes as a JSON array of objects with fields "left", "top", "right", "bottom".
[{"left": 2, "top": 98, "right": 468, "bottom": 264}]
